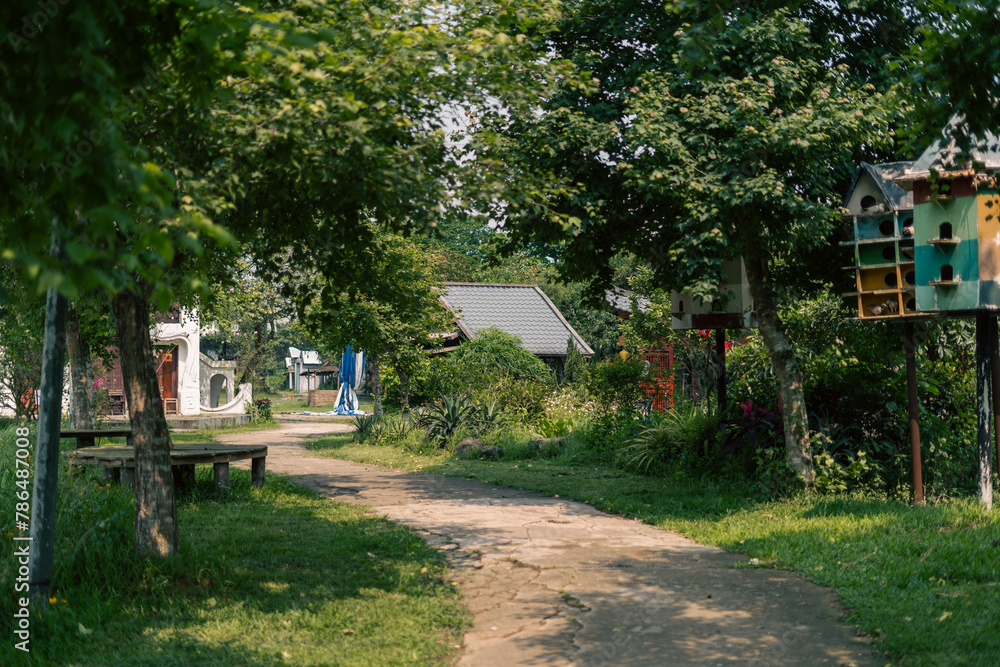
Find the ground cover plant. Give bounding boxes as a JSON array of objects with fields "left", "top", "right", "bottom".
[
  {"left": 0, "top": 422, "right": 467, "bottom": 665},
  {"left": 311, "top": 434, "right": 1000, "bottom": 666}
]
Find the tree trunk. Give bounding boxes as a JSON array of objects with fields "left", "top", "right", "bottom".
[
  {"left": 736, "top": 221, "right": 814, "bottom": 484},
  {"left": 369, "top": 355, "right": 383, "bottom": 417},
  {"left": 66, "top": 308, "right": 94, "bottom": 429},
  {"left": 28, "top": 232, "right": 68, "bottom": 609},
  {"left": 397, "top": 366, "right": 410, "bottom": 420},
  {"left": 110, "top": 287, "right": 178, "bottom": 558}
]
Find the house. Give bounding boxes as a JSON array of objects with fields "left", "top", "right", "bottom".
[
  {"left": 438, "top": 283, "right": 594, "bottom": 364},
  {"left": 96, "top": 308, "right": 252, "bottom": 417},
  {"left": 841, "top": 161, "right": 917, "bottom": 319},
  {"left": 604, "top": 287, "right": 650, "bottom": 319},
  {"left": 893, "top": 121, "right": 1000, "bottom": 313},
  {"left": 285, "top": 347, "right": 335, "bottom": 392}
]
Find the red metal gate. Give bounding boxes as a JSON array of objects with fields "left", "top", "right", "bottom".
[{"left": 641, "top": 346, "right": 674, "bottom": 412}]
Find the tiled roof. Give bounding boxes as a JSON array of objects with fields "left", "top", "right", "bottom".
[
  {"left": 901, "top": 115, "right": 1000, "bottom": 181},
  {"left": 604, "top": 287, "right": 650, "bottom": 316},
  {"left": 442, "top": 283, "right": 594, "bottom": 357}
]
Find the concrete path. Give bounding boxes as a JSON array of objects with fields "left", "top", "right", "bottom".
[{"left": 222, "top": 418, "right": 876, "bottom": 667}]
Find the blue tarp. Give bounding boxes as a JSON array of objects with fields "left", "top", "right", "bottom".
[{"left": 333, "top": 345, "right": 367, "bottom": 415}]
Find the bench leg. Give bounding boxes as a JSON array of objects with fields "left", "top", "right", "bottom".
[
  {"left": 173, "top": 464, "right": 195, "bottom": 492},
  {"left": 251, "top": 456, "right": 266, "bottom": 488},
  {"left": 105, "top": 468, "right": 121, "bottom": 484},
  {"left": 213, "top": 462, "right": 230, "bottom": 490},
  {"left": 120, "top": 467, "right": 135, "bottom": 486}
]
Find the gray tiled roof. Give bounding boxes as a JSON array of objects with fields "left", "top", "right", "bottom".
[
  {"left": 903, "top": 115, "right": 1000, "bottom": 180},
  {"left": 442, "top": 283, "right": 594, "bottom": 357}
]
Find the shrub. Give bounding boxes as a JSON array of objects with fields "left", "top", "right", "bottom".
[
  {"left": 449, "top": 328, "right": 552, "bottom": 383},
  {"left": 245, "top": 398, "right": 274, "bottom": 422},
  {"left": 623, "top": 402, "right": 720, "bottom": 475},
  {"left": 584, "top": 355, "right": 645, "bottom": 416}
]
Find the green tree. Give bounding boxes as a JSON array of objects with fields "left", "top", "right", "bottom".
[
  {"left": 563, "top": 335, "right": 587, "bottom": 384},
  {"left": 493, "top": 6, "right": 903, "bottom": 481},
  {"left": 3, "top": 0, "right": 588, "bottom": 559},
  {"left": 303, "top": 231, "right": 451, "bottom": 417},
  {"left": 200, "top": 256, "right": 297, "bottom": 391}
]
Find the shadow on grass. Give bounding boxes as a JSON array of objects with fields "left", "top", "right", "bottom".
[{"left": 2, "top": 469, "right": 465, "bottom": 666}]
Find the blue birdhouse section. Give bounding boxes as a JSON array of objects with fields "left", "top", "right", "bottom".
[{"left": 841, "top": 162, "right": 919, "bottom": 319}]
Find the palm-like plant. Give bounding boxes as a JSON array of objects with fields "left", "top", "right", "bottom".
[{"left": 425, "top": 393, "right": 476, "bottom": 443}]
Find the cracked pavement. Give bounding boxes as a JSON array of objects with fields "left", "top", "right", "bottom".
[{"left": 222, "top": 417, "right": 877, "bottom": 667}]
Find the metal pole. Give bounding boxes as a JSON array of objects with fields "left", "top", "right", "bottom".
[
  {"left": 28, "top": 228, "right": 68, "bottom": 607},
  {"left": 715, "top": 328, "right": 727, "bottom": 416},
  {"left": 992, "top": 316, "right": 1000, "bottom": 481},
  {"left": 903, "top": 322, "right": 924, "bottom": 504},
  {"left": 975, "top": 312, "right": 994, "bottom": 509}
]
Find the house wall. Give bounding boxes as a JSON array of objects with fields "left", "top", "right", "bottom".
[{"left": 151, "top": 312, "right": 201, "bottom": 416}]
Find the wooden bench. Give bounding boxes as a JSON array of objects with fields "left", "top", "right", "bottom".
[
  {"left": 64, "top": 443, "right": 267, "bottom": 490},
  {"left": 60, "top": 428, "right": 133, "bottom": 449}
]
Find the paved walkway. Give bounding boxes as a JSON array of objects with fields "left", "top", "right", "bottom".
[{"left": 222, "top": 418, "right": 876, "bottom": 667}]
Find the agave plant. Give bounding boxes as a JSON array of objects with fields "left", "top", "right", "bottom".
[
  {"left": 408, "top": 405, "right": 430, "bottom": 430},
  {"left": 477, "top": 399, "right": 504, "bottom": 430},
  {"left": 352, "top": 414, "right": 384, "bottom": 444},
  {"left": 425, "top": 393, "right": 476, "bottom": 443}
]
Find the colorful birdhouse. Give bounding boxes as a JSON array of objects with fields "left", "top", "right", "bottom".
[
  {"left": 841, "top": 161, "right": 918, "bottom": 319},
  {"left": 670, "top": 259, "right": 756, "bottom": 330},
  {"left": 894, "top": 123, "right": 1000, "bottom": 314}
]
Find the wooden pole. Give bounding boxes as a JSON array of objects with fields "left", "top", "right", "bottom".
[
  {"left": 975, "top": 312, "right": 994, "bottom": 509},
  {"left": 991, "top": 316, "right": 1000, "bottom": 481},
  {"left": 28, "top": 228, "right": 68, "bottom": 607},
  {"left": 903, "top": 322, "right": 923, "bottom": 504},
  {"left": 715, "top": 328, "right": 727, "bottom": 416}
]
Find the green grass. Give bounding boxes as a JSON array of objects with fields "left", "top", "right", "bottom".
[
  {"left": 0, "top": 425, "right": 468, "bottom": 666},
  {"left": 169, "top": 420, "right": 281, "bottom": 444},
  {"left": 266, "top": 393, "right": 375, "bottom": 416},
  {"left": 309, "top": 434, "right": 1000, "bottom": 666}
]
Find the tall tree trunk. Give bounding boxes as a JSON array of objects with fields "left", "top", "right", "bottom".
[
  {"left": 110, "top": 287, "right": 178, "bottom": 558},
  {"left": 736, "top": 220, "right": 814, "bottom": 484},
  {"left": 66, "top": 308, "right": 93, "bottom": 429},
  {"left": 28, "top": 229, "right": 68, "bottom": 609},
  {"left": 368, "top": 355, "right": 383, "bottom": 417},
  {"left": 397, "top": 366, "right": 410, "bottom": 420}
]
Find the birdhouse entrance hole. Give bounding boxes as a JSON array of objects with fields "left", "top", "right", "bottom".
[
  {"left": 882, "top": 246, "right": 895, "bottom": 262},
  {"left": 878, "top": 219, "right": 894, "bottom": 236},
  {"left": 941, "top": 264, "right": 954, "bottom": 282},
  {"left": 939, "top": 222, "right": 953, "bottom": 240}
]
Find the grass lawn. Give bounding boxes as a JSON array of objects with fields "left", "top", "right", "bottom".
[
  {"left": 1, "top": 425, "right": 468, "bottom": 666},
  {"left": 266, "top": 393, "right": 375, "bottom": 416},
  {"left": 308, "top": 432, "right": 1000, "bottom": 667}
]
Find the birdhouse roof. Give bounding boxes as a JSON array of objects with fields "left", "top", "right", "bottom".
[
  {"left": 845, "top": 162, "right": 914, "bottom": 212},
  {"left": 898, "top": 116, "right": 1000, "bottom": 183}
]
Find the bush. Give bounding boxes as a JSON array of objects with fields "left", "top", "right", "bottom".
[
  {"left": 584, "top": 355, "right": 645, "bottom": 416},
  {"left": 245, "top": 398, "right": 273, "bottom": 422},
  {"left": 623, "top": 402, "right": 720, "bottom": 475},
  {"left": 449, "top": 328, "right": 552, "bottom": 383}
]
